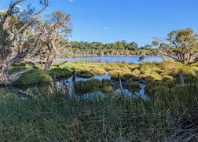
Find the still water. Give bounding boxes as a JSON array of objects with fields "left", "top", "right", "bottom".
[
  {"left": 57, "top": 73, "right": 147, "bottom": 100},
  {"left": 65, "top": 56, "right": 163, "bottom": 63},
  {"left": 21, "top": 56, "right": 161, "bottom": 100}
]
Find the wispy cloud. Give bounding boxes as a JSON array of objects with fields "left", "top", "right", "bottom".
[{"left": 16, "top": 5, "right": 22, "bottom": 9}]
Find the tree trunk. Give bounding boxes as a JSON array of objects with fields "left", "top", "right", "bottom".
[
  {"left": 0, "top": 61, "right": 9, "bottom": 85},
  {"left": 0, "top": 62, "right": 33, "bottom": 85},
  {"left": 44, "top": 53, "right": 56, "bottom": 70},
  {"left": 0, "top": 72, "right": 9, "bottom": 85},
  {"left": 40, "top": 40, "right": 57, "bottom": 70}
]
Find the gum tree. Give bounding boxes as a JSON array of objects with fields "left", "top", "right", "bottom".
[
  {"left": 0, "top": 0, "right": 48, "bottom": 85},
  {"left": 38, "top": 11, "right": 71, "bottom": 70},
  {"left": 153, "top": 28, "right": 198, "bottom": 64}
]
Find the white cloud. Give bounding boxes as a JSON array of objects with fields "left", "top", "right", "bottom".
[
  {"left": 16, "top": 5, "right": 22, "bottom": 9},
  {"left": 15, "top": 5, "right": 23, "bottom": 12},
  {"left": 68, "top": 0, "right": 74, "bottom": 3}
]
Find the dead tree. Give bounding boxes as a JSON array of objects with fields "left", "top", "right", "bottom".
[{"left": 0, "top": 0, "right": 48, "bottom": 85}]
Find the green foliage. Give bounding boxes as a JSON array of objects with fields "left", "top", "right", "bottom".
[
  {"left": 9, "top": 65, "right": 30, "bottom": 74},
  {"left": 158, "top": 28, "right": 198, "bottom": 64},
  {"left": 68, "top": 41, "right": 158, "bottom": 56},
  {"left": 48, "top": 68, "right": 72, "bottom": 79},
  {"left": 76, "top": 70, "right": 94, "bottom": 78},
  {"left": 160, "top": 61, "right": 183, "bottom": 76},
  {"left": 7, "top": 61, "right": 198, "bottom": 89},
  {"left": 91, "top": 67, "right": 106, "bottom": 75},
  {"left": 162, "top": 75, "right": 174, "bottom": 82},
  {"left": 70, "top": 41, "right": 139, "bottom": 51},
  {"left": 100, "top": 85, "right": 114, "bottom": 93},
  {"left": 3, "top": 61, "right": 198, "bottom": 141},
  {"left": 126, "top": 79, "right": 141, "bottom": 91},
  {"left": 13, "top": 69, "right": 52, "bottom": 87},
  {"left": 74, "top": 79, "right": 102, "bottom": 94},
  {"left": 2, "top": 82, "right": 198, "bottom": 141},
  {"left": 142, "top": 72, "right": 162, "bottom": 82},
  {"left": 74, "top": 79, "right": 114, "bottom": 94}
]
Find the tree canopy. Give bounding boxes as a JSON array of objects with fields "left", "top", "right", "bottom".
[
  {"left": 153, "top": 28, "right": 198, "bottom": 64},
  {"left": 0, "top": 0, "right": 71, "bottom": 85}
]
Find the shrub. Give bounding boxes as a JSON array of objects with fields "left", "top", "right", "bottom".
[{"left": 160, "top": 61, "right": 183, "bottom": 76}]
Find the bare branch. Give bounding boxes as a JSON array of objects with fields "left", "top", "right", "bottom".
[
  {"left": 0, "top": 0, "right": 26, "bottom": 29},
  {"left": 14, "top": 0, "right": 49, "bottom": 36},
  {"left": 8, "top": 67, "right": 33, "bottom": 84},
  {"left": 8, "top": 33, "right": 41, "bottom": 66}
]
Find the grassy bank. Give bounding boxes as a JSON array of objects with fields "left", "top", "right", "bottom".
[
  {"left": 0, "top": 83, "right": 198, "bottom": 141},
  {"left": 10, "top": 61, "right": 198, "bottom": 87},
  {"left": 1, "top": 61, "right": 198, "bottom": 141}
]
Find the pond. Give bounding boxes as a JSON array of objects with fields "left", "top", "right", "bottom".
[
  {"left": 15, "top": 72, "right": 147, "bottom": 100},
  {"left": 62, "top": 56, "right": 163, "bottom": 63},
  {"left": 56, "top": 73, "right": 147, "bottom": 100},
  {"left": 14, "top": 56, "right": 159, "bottom": 100}
]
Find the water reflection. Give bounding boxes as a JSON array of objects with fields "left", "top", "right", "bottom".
[
  {"left": 64, "top": 56, "right": 163, "bottom": 64},
  {"left": 17, "top": 73, "right": 147, "bottom": 100},
  {"left": 60, "top": 73, "right": 147, "bottom": 100}
]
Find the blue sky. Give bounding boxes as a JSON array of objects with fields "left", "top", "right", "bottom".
[{"left": 0, "top": 0, "right": 198, "bottom": 46}]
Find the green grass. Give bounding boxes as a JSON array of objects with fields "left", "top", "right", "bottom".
[
  {"left": 2, "top": 60, "right": 198, "bottom": 141},
  {"left": 48, "top": 68, "right": 72, "bottom": 79},
  {"left": 0, "top": 91, "right": 171, "bottom": 141},
  {"left": 12, "top": 69, "right": 52, "bottom": 87},
  {"left": 1, "top": 82, "right": 198, "bottom": 141},
  {"left": 74, "top": 79, "right": 113, "bottom": 94},
  {"left": 9, "top": 61, "right": 198, "bottom": 87}
]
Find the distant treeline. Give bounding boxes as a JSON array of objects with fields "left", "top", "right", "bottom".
[{"left": 67, "top": 41, "right": 159, "bottom": 56}]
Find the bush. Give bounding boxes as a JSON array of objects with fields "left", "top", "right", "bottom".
[{"left": 160, "top": 61, "right": 183, "bottom": 76}]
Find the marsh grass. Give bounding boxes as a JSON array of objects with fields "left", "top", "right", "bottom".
[
  {"left": 2, "top": 61, "right": 198, "bottom": 141},
  {"left": 1, "top": 79, "right": 198, "bottom": 141},
  {"left": 0, "top": 90, "right": 173, "bottom": 142},
  {"left": 74, "top": 79, "right": 113, "bottom": 94},
  {"left": 12, "top": 69, "right": 52, "bottom": 87},
  {"left": 10, "top": 60, "right": 198, "bottom": 86}
]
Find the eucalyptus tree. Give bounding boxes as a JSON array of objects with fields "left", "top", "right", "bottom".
[
  {"left": 38, "top": 11, "right": 71, "bottom": 70},
  {"left": 0, "top": 0, "right": 48, "bottom": 85},
  {"left": 153, "top": 28, "right": 198, "bottom": 64}
]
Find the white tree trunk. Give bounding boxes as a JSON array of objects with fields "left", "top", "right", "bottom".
[{"left": 0, "top": 62, "right": 33, "bottom": 85}]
